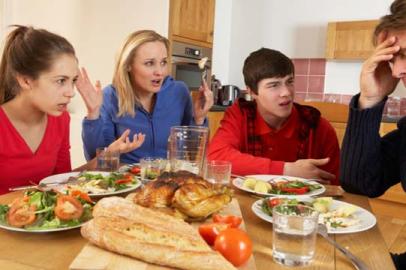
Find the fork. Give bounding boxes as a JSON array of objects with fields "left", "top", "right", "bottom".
[{"left": 317, "top": 223, "right": 369, "bottom": 270}]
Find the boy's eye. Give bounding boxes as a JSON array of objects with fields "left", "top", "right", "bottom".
[{"left": 57, "top": 78, "right": 66, "bottom": 85}]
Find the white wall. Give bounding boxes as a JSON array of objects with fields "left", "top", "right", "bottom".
[
  {"left": 1, "top": 0, "right": 169, "bottom": 168},
  {"left": 213, "top": 0, "right": 406, "bottom": 96}
]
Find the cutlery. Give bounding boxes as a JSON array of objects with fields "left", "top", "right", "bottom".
[
  {"left": 317, "top": 223, "right": 369, "bottom": 270},
  {"left": 9, "top": 175, "right": 82, "bottom": 192}
]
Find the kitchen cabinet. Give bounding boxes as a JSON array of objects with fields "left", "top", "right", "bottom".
[
  {"left": 169, "top": 0, "right": 215, "bottom": 48},
  {"left": 208, "top": 111, "right": 224, "bottom": 140},
  {"left": 325, "top": 20, "right": 379, "bottom": 60}
]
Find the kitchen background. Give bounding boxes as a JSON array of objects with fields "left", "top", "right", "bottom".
[{"left": 0, "top": 0, "right": 404, "bottom": 167}]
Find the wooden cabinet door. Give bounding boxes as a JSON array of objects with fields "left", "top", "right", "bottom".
[
  {"left": 208, "top": 111, "right": 224, "bottom": 140},
  {"left": 325, "top": 20, "right": 378, "bottom": 59},
  {"left": 169, "top": 0, "right": 215, "bottom": 47}
]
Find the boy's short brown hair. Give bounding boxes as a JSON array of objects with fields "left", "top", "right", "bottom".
[
  {"left": 242, "top": 48, "right": 294, "bottom": 94},
  {"left": 374, "top": 0, "right": 406, "bottom": 45}
]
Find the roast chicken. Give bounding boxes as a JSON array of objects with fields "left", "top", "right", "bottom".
[{"left": 129, "top": 171, "right": 233, "bottom": 220}]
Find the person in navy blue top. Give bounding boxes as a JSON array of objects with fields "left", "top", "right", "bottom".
[
  {"left": 76, "top": 30, "right": 213, "bottom": 163},
  {"left": 339, "top": 1, "right": 406, "bottom": 269}
]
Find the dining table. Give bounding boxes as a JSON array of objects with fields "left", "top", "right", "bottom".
[{"left": 0, "top": 181, "right": 396, "bottom": 270}]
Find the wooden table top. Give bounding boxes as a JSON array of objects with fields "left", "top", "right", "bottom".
[{"left": 0, "top": 187, "right": 396, "bottom": 270}]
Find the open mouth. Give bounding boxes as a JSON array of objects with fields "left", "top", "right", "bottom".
[{"left": 151, "top": 79, "right": 162, "bottom": 87}]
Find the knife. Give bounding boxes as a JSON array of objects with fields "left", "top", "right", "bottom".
[{"left": 9, "top": 175, "right": 82, "bottom": 192}]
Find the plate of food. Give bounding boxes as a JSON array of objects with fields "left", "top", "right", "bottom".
[
  {"left": 40, "top": 171, "right": 141, "bottom": 197},
  {"left": 0, "top": 190, "right": 93, "bottom": 233},
  {"left": 118, "top": 163, "right": 141, "bottom": 176},
  {"left": 251, "top": 196, "right": 376, "bottom": 234},
  {"left": 233, "top": 174, "right": 325, "bottom": 197}
]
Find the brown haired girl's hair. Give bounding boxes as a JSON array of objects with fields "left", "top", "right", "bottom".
[
  {"left": 373, "top": 0, "right": 406, "bottom": 45},
  {"left": 112, "top": 30, "right": 169, "bottom": 117},
  {"left": 0, "top": 25, "right": 76, "bottom": 104}
]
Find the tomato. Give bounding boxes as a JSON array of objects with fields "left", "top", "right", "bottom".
[
  {"left": 115, "top": 178, "right": 132, "bottom": 184},
  {"left": 7, "top": 199, "right": 37, "bottom": 228},
  {"left": 198, "top": 223, "right": 230, "bottom": 245},
  {"left": 267, "top": 198, "right": 283, "bottom": 208},
  {"left": 130, "top": 166, "right": 141, "bottom": 175},
  {"left": 212, "top": 214, "right": 242, "bottom": 228},
  {"left": 54, "top": 195, "right": 84, "bottom": 220},
  {"left": 280, "top": 186, "right": 309, "bottom": 194},
  {"left": 69, "top": 189, "right": 93, "bottom": 203},
  {"left": 214, "top": 228, "right": 253, "bottom": 267}
]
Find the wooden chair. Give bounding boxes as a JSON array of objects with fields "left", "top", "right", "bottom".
[{"left": 300, "top": 101, "right": 349, "bottom": 147}]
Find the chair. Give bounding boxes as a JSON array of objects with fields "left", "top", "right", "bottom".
[{"left": 300, "top": 101, "right": 350, "bottom": 147}]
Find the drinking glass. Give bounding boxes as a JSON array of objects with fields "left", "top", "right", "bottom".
[
  {"left": 96, "top": 147, "right": 120, "bottom": 172},
  {"left": 140, "top": 157, "right": 167, "bottom": 182},
  {"left": 168, "top": 126, "right": 209, "bottom": 176},
  {"left": 272, "top": 204, "right": 319, "bottom": 267},
  {"left": 205, "top": 160, "right": 232, "bottom": 185}
]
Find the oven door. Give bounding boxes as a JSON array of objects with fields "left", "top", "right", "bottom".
[{"left": 171, "top": 56, "right": 211, "bottom": 91}]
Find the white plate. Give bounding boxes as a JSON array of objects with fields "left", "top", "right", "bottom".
[
  {"left": 232, "top": 174, "right": 326, "bottom": 198},
  {"left": 40, "top": 171, "right": 141, "bottom": 197},
  {"left": 0, "top": 222, "right": 84, "bottom": 233},
  {"left": 118, "top": 163, "right": 140, "bottom": 174},
  {"left": 251, "top": 198, "right": 377, "bottom": 234}
]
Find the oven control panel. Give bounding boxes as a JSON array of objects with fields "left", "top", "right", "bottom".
[{"left": 185, "top": 47, "right": 201, "bottom": 57}]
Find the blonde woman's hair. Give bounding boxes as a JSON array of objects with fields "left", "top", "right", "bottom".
[{"left": 112, "top": 30, "right": 169, "bottom": 117}]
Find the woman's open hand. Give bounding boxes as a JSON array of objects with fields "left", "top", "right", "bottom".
[
  {"left": 107, "top": 129, "right": 145, "bottom": 154},
  {"left": 193, "top": 80, "right": 214, "bottom": 125},
  {"left": 76, "top": 67, "right": 103, "bottom": 119}
]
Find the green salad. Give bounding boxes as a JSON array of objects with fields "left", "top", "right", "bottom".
[
  {"left": 0, "top": 190, "right": 93, "bottom": 231},
  {"left": 69, "top": 172, "right": 138, "bottom": 194}
]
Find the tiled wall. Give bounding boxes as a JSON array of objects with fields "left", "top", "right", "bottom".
[{"left": 293, "top": 58, "right": 403, "bottom": 117}]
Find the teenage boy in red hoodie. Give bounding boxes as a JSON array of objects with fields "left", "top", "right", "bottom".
[{"left": 208, "top": 48, "right": 340, "bottom": 184}]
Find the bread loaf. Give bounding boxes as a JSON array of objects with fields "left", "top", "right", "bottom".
[{"left": 81, "top": 197, "right": 236, "bottom": 270}]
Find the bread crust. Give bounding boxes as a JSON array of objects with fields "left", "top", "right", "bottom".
[{"left": 81, "top": 197, "right": 236, "bottom": 270}]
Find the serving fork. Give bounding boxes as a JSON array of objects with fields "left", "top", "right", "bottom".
[{"left": 318, "top": 223, "right": 369, "bottom": 270}]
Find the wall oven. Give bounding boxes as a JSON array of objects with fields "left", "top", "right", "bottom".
[{"left": 171, "top": 41, "right": 212, "bottom": 91}]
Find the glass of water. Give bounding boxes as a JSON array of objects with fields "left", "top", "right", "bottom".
[
  {"left": 96, "top": 147, "right": 120, "bottom": 172},
  {"left": 272, "top": 204, "right": 319, "bottom": 267},
  {"left": 205, "top": 160, "right": 232, "bottom": 185}
]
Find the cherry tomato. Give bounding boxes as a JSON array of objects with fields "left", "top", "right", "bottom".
[
  {"left": 54, "top": 195, "right": 84, "bottom": 221},
  {"left": 214, "top": 228, "right": 253, "bottom": 267},
  {"left": 69, "top": 189, "right": 93, "bottom": 203},
  {"left": 7, "top": 199, "right": 37, "bottom": 227},
  {"left": 280, "top": 186, "right": 309, "bottom": 194},
  {"left": 115, "top": 178, "right": 132, "bottom": 184},
  {"left": 130, "top": 166, "right": 141, "bottom": 175},
  {"left": 212, "top": 214, "right": 242, "bottom": 228},
  {"left": 198, "top": 223, "right": 230, "bottom": 245},
  {"left": 267, "top": 198, "right": 284, "bottom": 208}
]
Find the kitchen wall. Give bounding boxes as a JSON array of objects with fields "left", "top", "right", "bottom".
[
  {"left": 0, "top": 0, "right": 169, "bottom": 167},
  {"left": 212, "top": 0, "right": 406, "bottom": 98}
]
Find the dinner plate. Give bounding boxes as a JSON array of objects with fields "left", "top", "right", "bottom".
[
  {"left": 40, "top": 171, "right": 141, "bottom": 197},
  {"left": 0, "top": 222, "right": 84, "bottom": 233},
  {"left": 232, "top": 174, "right": 326, "bottom": 198},
  {"left": 118, "top": 163, "right": 140, "bottom": 174},
  {"left": 251, "top": 198, "right": 377, "bottom": 234}
]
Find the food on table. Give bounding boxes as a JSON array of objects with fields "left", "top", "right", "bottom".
[
  {"left": 81, "top": 197, "right": 237, "bottom": 270},
  {"left": 129, "top": 170, "right": 233, "bottom": 221},
  {"left": 214, "top": 228, "right": 253, "bottom": 267},
  {"left": 0, "top": 190, "right": 93, "bottom": 230},
  {"left": 312, "top": 197, "right": 333, "bottom": 213},
  {"left": 199, "top": 222, "right": 231, "bottom": 245},
  {"left": 242, "top": 177, "right": 322, "bottom": 195},
  {"left": 212, "top": 214, "right": 242, "bottom": 228},
  {"left": 260, "top": 197, "right": 360, "bottom": 229},
  {"left": 67, "top": 172, "right": 138, "bottom": 195}
]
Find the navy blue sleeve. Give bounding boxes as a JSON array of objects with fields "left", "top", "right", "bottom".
[{"left": 340, "top": 94, "right": 401, "bottom": 197}]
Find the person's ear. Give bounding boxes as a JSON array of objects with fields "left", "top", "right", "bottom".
[
  {"left": 15, "top": 74, "right": 33, "bottom": 90},
  {"left": 247, "top": 87, "right": 257, "bottom": 99}
]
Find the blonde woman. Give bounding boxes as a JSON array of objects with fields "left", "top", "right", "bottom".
[{"left": 77, "top": 30, "right": 213, "bottom": 163}]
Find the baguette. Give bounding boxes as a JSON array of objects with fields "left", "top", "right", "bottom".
[{"left": 81, "top": 197, "right": 237, "bottom": 270}]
